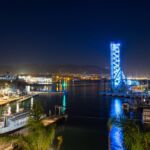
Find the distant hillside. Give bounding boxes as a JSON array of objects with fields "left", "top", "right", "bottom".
[{"left": 0, "top": 64, "right": 109, "bottom": 75}]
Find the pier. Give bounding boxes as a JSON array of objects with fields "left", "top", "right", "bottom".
[
  {"left": 41, "top": 114, "right": 68, "bottom": 126},
  {"left": 13, "top": 114, "right": 68, "bottom": 135},
  {"left": 31, "top": 91, "right": 66, "bottom": 95},
  {"left": 99, "top": 91, "right": 150, "bottom": 99},
  {"left": 0, "top": 94, "right": 38, "bottom": 106}
]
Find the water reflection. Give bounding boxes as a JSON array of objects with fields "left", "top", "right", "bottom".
[
  {"left": 30, "top": 85, "right": 52, "bottom": 92},
  {"left": 109, "top": 98, "right": 125, "bottom": 150},
  {"left": 110, "top": 99, "right": 123, "bottom": 117},
  {"left": 62, "top": 94, "right": 66, "bottom": 114},
  {"left": 62, "top": 81, "right": 67, "bottom": 91},
  {"left": 28, "top": 83, "right": 67, "bottom": 92}
]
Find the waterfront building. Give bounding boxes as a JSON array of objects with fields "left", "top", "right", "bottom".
[{"left": 18, "top": 76, "right": 52, "bottom": 85}]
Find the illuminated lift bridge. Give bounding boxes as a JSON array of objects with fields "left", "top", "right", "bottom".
[{"left": 110, "top": 42, "right": 126, "bottom": 91}]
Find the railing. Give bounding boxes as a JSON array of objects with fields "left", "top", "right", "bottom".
[{"left": 0, "top": 117, "right": 29, "bottom": 134}]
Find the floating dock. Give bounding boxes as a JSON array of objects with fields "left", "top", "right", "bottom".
[{"left": 41, "top": 114, "right": 68, "bottom": 126}]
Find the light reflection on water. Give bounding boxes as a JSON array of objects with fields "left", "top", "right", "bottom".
[
  {"left": 0, "top": 82, "right": 129, "bottom": 150},
  {"left": 109, "top": 98, "right": 125, "bottom": 150},
  {"left": 62, "top": 94, "right": 66, "bottom": 114}
]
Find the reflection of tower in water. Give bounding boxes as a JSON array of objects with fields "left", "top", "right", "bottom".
[{"left": 109, "top": 98, "right": 125, "bottom": 150}]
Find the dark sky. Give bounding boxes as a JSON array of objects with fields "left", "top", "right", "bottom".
[{"left": 0, "top": 0, "right": 150, "bottom": 76}]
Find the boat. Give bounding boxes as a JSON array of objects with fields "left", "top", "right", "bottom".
[{"left": 0, "top": 112, "right": 29, "bottom": 134}]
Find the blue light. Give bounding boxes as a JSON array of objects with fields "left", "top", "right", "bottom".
[
  {"left": 110, "top": 42, "right": 123, "bottom": 91},
  {"left": 109, "top": 98, "right": 125, "bottom": 150},
  {"left": 126, "top": 79, "right": 139, "bottom": 86},
  {"left": 109, "top": 125, "right": 124, "bottom": 150},
  {"left": 110, "top": 98, "right": 123, "bottom": 118}
]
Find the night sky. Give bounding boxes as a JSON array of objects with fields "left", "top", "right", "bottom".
[{"left": 0, "top": 0, "right": 150, "bottom": 76}]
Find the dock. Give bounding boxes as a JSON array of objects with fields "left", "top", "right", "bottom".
[
  {"left": 99, "top": 91, "right": 150, "bottom": 99},
  {"left": 32, "top": 91, "right": 66, "bottom": 95},
  {"left": 13, "top": 114, "right": 68, "bottom": 135},
  {"left": 0, "top": 94, "right": 38, "bottom": 106},
  {"left": 41, "top": 114, "right": 68, "bottom": 126},
  {"left": 0, "top": 114, "right": 68, "bottom": 150},
  {"left": 0, "top": 90, "right": 66, "bottom": 106}
]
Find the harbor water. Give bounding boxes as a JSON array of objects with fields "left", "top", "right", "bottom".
[
  {"left": 0, "top": 81, "right": 141, "bottom": 150},
  {"left": 35, "top": 81, "right": 127, "bottom": 150}
]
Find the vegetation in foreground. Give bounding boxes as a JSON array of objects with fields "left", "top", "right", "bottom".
[
  {"left": 108, "top": 117, "right": 150, "bottom": 150},
  {"left": 1, "top": 119, "right": 55, "bottom": 150},
  {"left": 0, "top": 101, "right": 62, "bottom": 150}
]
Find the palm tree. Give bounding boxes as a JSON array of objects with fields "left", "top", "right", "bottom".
[{"left": 108, "top": 117, "right": 150, "bottom": 150}]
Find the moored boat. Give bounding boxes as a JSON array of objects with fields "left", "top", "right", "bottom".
[{"left": 0, "top": 112, "right": 29, "bottom": 134}]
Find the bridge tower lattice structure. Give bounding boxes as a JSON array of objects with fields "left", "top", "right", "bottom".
[{"left": 110, "top": 42, "right": 125, "bottom": 91}]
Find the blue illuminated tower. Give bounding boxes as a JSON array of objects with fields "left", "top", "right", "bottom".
[{"left": 110, "top": 42, "right": 123, "bottom": 91}]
